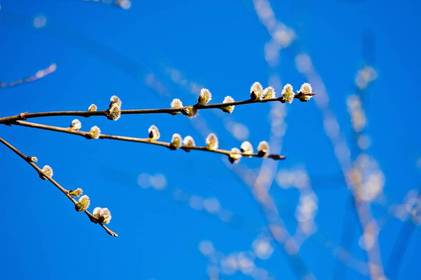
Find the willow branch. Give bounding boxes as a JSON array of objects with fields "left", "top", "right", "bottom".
[
  {"left": 0, "top": 93, "right": 313, "bottom": 124},
  {"left": 10, "top": 120, "right": 287, "bottom": 161},
  {"left": 0, "top": 136, "right": 117, "bottom": 237}
]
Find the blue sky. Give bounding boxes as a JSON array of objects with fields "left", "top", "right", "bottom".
[{"left": 0, "top": 0, "right": 420, "bottom": 279}]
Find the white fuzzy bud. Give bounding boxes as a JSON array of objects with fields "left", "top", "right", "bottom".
[
  {"left": 148, "top": 125, "right": 160, "bottom": 141},
  {"left": 171, "top": 98, "right": 184, "bottom": 110},
  {"left": 298, "top": 83, "right": 313, "bottom": 101},
  {"left": 228, "top": 148, "right": 242, "bottom": 164},
  {"left": 257, "top": 141, "right": 270, "bottom": 156},
  {"left": 70, "top": 119, "right": 81, "bottom": 131},
  {"left": 250, "top": 82, "right": 263, "bottom": 100},
  {"left": 41, "top": 165, "right": 53, "bottom": 178},
  {"left": 240, "top": 141, "right": 254, "bottom": 155},
  {"left": 221, "top": 96, "right": 235, "bottom": 113},
  {"left": 88, "top": 104, "right": 97, "bottom": 112},
  {"left": 183, "top": 136, "right": 196, "bottom": 148}
]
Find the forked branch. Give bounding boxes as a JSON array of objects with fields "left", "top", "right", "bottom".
[{"left": 0, "top": 81, "right": 314, "bottom": 236}]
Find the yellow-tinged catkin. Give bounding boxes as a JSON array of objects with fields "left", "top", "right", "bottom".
[
  {"left": 88, "top": 126, "right": 101, "bottom": 139},
  {"left": 41, "top": 165, "right": 53, "bottom": 179},
  {"left": 281, "top": 84, "right": 294, "bottom": 104},
  {"left": 206, "top": 133, "right": 219, "bottom": 150},
  {"left": 75, "top": 195, "right": 90, "bottom": 212},
  {"left": 69, "top": 188, "right": 83, "bottom": 197},
  {"left": 198, "top": 88, "right": 212, "bottom": 105},
  {"left": 170, "top": 133, "right": 182, "bottom": 149},
  {"left": 182, "top": 106, "right": 198, "bottom": 118},
  {"left": 107, "top": 95, "right": 122, "bottom": 120},
  {"left": 262, "top": 87, "right": 276, "bottom": 100}
]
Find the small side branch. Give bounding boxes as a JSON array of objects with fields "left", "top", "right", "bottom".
[{"left": 0, "top": 137, "right": 117, "bottom": 237}]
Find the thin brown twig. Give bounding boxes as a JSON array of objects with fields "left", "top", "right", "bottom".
[
  {"left": 0, "top": 136, "right": 118, "bottom": 237},
  {"left": 0, "top": 93, "right": 313, "bottom": 124},
  {"left": 9, "top": 120, "right": 287, "bottom": 161}
]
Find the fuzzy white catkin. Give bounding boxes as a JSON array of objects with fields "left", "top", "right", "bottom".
[
  {"left": 148, "top": 125, "right": 160, "bottom": 140},
  {"left": 240, "top": 141, "right": 254, "bottom": 155},
  {"left": 70, "top": 119, "right": 81, "bottom": 130},
  {"left": 299, "top": 83, "right": 313, "bottom": 101},
  {"left": 250, "top": 81, "right": 263, "bottom": 100},
  {"left": 221, "top": 96, "right": 235, "bottom": 113},
  {"left": 41, "top": 165, "right": 53, "bottom": 178},
  {"left": 257, "top": 141, "right": 270, "bottom": 156},
  {"left": 183, "top": 136, "right": 195, "bottom": 147},
  {"left": 171, "top": 98, "right": 183, "bottom": 109},
  {"left": 88, "top": 104, "right": 97, "bottom": 112}
]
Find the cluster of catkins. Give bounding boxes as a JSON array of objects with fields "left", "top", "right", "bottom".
[
  {"left": 38, "top": 163, "right": 112, "bottom": 224},
  {"left": 66, "top": 81, "right": 312, "bottom": 163},
  {"left": 68, "top": 96, "right": 121, "bottom": 139},
  {"left": 148, "top": 125, "right": 272, "bottom": 164},
  {"left": 249, "top": 81, "right": 313, "bottom": 103},
  {"left": 169, "top": 81, "right": 313, "bottom": 118},
  {"left": 68, "top": 81, "right": 313, "bottom": 137}
]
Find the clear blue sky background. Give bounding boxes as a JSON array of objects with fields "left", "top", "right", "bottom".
[{"left": 0, "top": 0, "right": 420, "bottom": 279}]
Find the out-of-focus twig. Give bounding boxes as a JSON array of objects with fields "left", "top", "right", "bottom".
[
  {"left": 0, "top": 64, "right": 56, "bottom": 89},
  {"left": 82, "top": 0, "right": 132, "bottom": 10}
]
